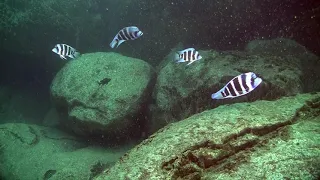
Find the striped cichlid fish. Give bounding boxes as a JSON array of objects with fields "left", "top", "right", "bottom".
[
  {"left": 211, "top": 72, "right": 262, "bottom": 99},
  {"left": 174, "top": 48, "right": 202, "bottom": 66},
  {"left": 110, "top": 26, "right": 143, "bottom": 48},
  {"left": 52, "top": 44, "right": 80, "bottom": 60}
]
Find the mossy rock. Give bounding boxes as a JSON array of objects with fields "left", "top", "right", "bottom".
[
  {"left": 0, "top": 123, "right": 128, "bottom": 180},
  {"left": 94, "top": 93, "right": 320, "bottom": 180},
  {"left": 51, "top": 52, "right": 154, "bottom": 139},
  {"left": 151, "top": 38, "right": 319, "bottom": 132}
]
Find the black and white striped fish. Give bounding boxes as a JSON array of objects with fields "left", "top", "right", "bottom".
[
  {"left": 110, "top": 26, "right": 143, "bottom": 48},
  {"left": 52, "top": 44, "right": 80, "bottom": 60},
  {"left": 211, "top": 72, "right": 262, "bottom": 99},
  {"left": 174, "top": 48, "right": 202, "bottom": 66}
]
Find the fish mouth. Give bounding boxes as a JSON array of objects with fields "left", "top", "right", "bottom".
[
  {"left": 52, "top": 47, "right": 57, "bottom": 53},
  {"left": 254, "top": 77, "right": 263, "bottom": 87}
]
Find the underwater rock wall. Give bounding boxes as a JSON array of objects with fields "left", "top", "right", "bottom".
[
  {"left": 150, "top": 38, "right": 320, "bottom": 132},
  {"left": 94, "top": 93, "right": 320, "bottom": 180},
  {"left": 47, "top": 38, "right": 320, "bottom": 141}
]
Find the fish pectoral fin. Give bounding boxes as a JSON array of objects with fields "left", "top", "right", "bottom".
[
  {"left": 116, "top": 40, "right": 126, "bottom": 48},
  {"left": 60, "top": 55, "right": 67, "bottom": 60},
  {"left": 176, "top": 59, "right": 185, "bottom": 63},
  {"left": 186, "top": 61, "right": 195, "bottom": 65},
  {"left": 68, "top": 54, "right": 75, "bottom": 59}
]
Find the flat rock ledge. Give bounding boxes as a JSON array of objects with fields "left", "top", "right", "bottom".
[{"left": 94, "top": 93, "right": 320, "bottom": 180}]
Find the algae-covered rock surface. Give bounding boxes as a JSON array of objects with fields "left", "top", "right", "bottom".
[
  {"left": 0, "top": 123, "right": 129, "bottom": 180},
  {"left": 95, "top": 93, "right": 320, "bottom": 180},
  {"left": 151, "top": 38, "right": 320, "bottom": 132},
  {"left": 51, "top": 52, "right": 154, "bottom": 138},
  {"left": 245, "top": 38, "right": 319, "bottom": 59}
]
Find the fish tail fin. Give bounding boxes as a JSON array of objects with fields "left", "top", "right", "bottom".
[
  {"left": 174, "top": 52, "right": 181, "bottom": 62},
  {"left": 74, "top": 51, "right": 80, "bottom": 58},
  {"left": 211, "top": 90, "right": 223, "bottom": 100},
  {"left": 110, "top": 38, "right": 118, "bottom": 48},
  {"left": 211, "top": 92, "right": 220, "bottom": 100}
]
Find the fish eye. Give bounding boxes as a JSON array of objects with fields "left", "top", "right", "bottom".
[{"left": 251, "top": 73, "right": 257, "bottom": 79}]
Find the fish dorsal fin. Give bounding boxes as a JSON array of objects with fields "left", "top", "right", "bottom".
[
  {"left": 178, "top": 48, "right": 195, "bottom": 54},
  {"left": 127, "top": 26, "right": 138, "bottom": 32}
]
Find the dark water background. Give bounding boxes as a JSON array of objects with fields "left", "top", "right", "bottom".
[
  {"left": 0, "top": 0, "right": 319, "bottom": 125},
  {"left": 0, "top": 1, "right": 319, "bottom": 179}
]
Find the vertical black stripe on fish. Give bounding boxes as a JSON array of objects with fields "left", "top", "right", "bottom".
[
  {"left": 117, "top": 33, "right": 123, "bottom": 40},
  {"left": 134, "top": 31, "right": 139, "bottom": 38},
  {"left": 62, "top": 45, "right": 65, "bottom": 55},
  {"left": 62, "top": 44, "right": 66, "bottom": 55},
  {"left": 241, "top": 74, "right": 249, "bottom": 91},
  {"left": 68, "top": 46, "right": 73, "bottom": 56},
  {"left": 250, "top": 75, "right": 255, "bottom": 88},
  {"left": 123, "top": 29, "right": 131, "bottom": 40},
  {"left": 233, "top": 77, "right": 243, "bottom": 93},
  {"left": 65, "top": 45, "right": 69, "bottom": 55},
  {"left": 192, "top": 51, "right": 194, "bottom": 60},
  {"left": 67, "top": 45, "right": 70, "bottom": 56},
  {"left": 193, "top": 51, "right": 197, "bottom": 60},
  {"left": 224, "top": 86, "right": 230, "bottom": 96},
  {"left": 127, "top": 29, "right": 135, "bottom": 39},
  {"left": 188, "top": 50, "right": 192, "bottom": 61},
  {"left": 125, "top": 28, "right": 133, "bottom": 39},
  {"left": 183, "top": 51, "right": 188, "bottom": 61},
  {"left": 129, "top": 32, "right": 135, "bottom": 39},
  {"left": 64, "top": 44, "right": 68, "bottom": 55},
  {"left": 57, "top": 44, "right": 62, "bottom": 55},
  {"left": 66, "top": 45, "right": 70, "bottom": 55},
  {"left": 226, "top": 83, "right": 237, "bottom": 96},
  {"left": 118, "top": 30, "right": 125, "bottom": 40},
  {"left": 221, "top": 91, "right": 226, "bottom": 97},
  {"left": 119, "top": 30, "right": 127, "bottom": 40}
]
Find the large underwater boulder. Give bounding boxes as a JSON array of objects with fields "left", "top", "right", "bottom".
[
  {"left": 246, "top": 38, "right": 320, "bottom": 92},
  {"left": 51, "top": 52, "right": 155, "bottom": 138},
  {"left": 0, "top": 123, "right": 128, "bottom": 180},
  {"left": 245, "top": 37, "right": 319, "bottom": 59},
  {"left": 94, "top": 93, "right": 320, "bottom": 180},
  {"left": 151, "top": 38, "right": 320, "bottom": 132}
]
